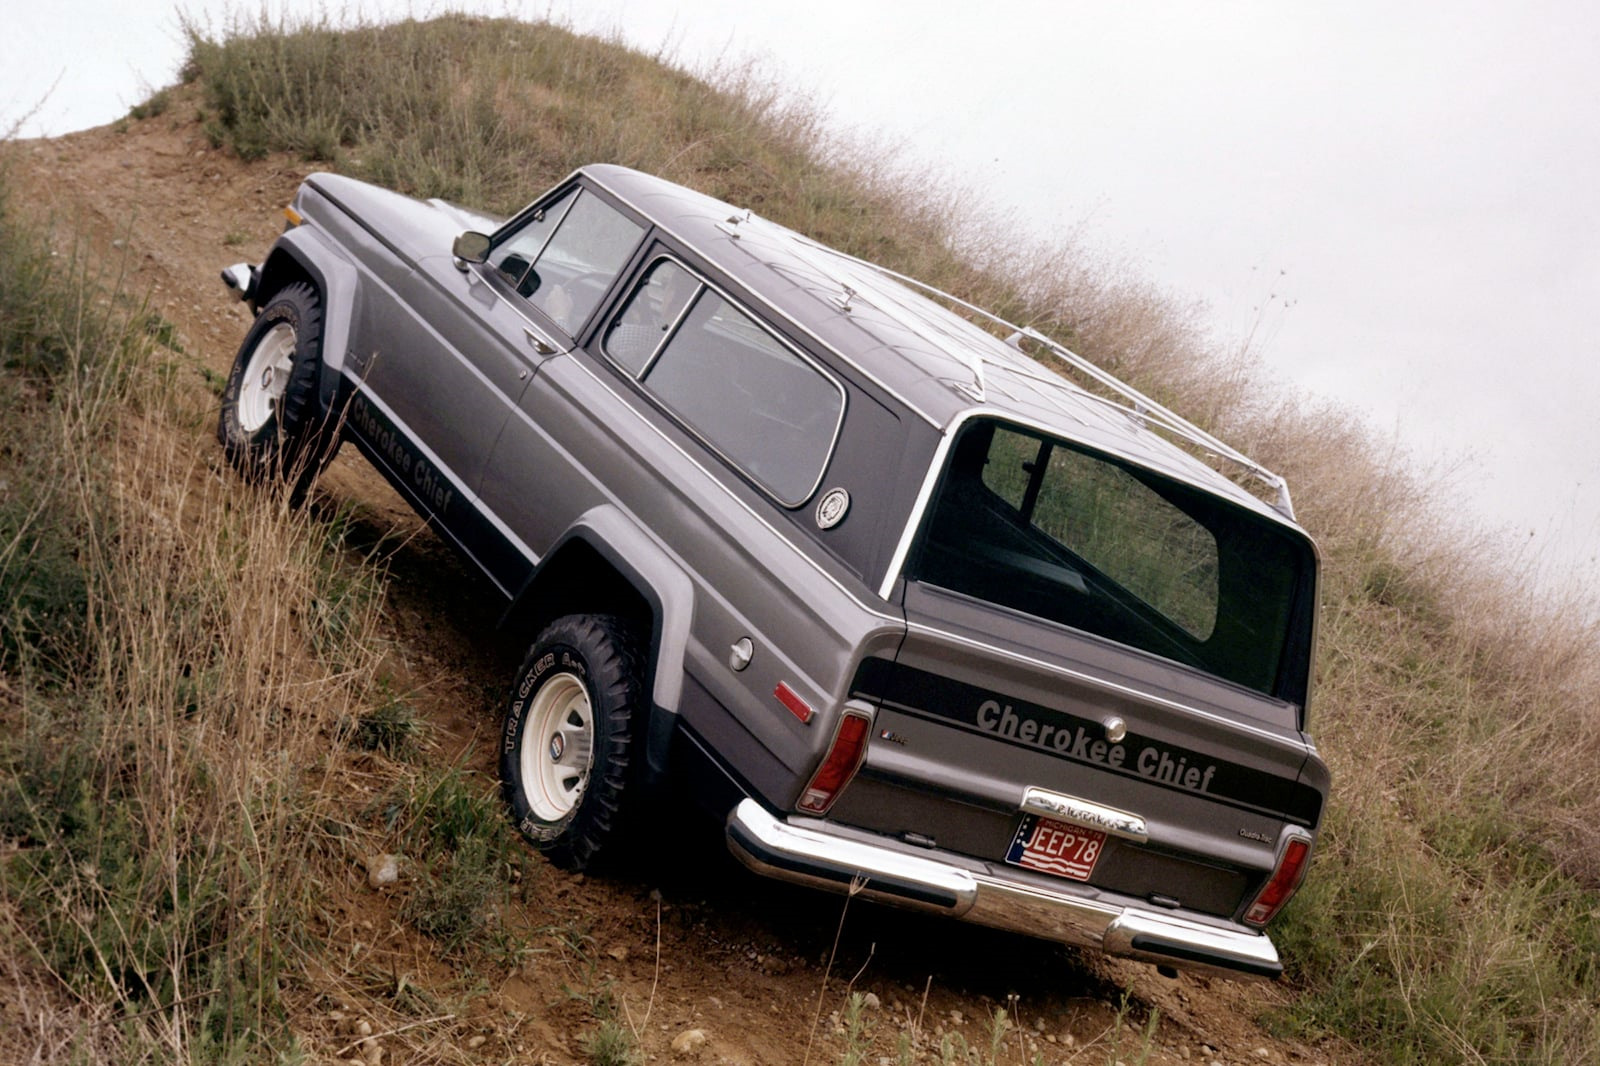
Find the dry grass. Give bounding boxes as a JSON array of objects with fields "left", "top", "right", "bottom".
[{"left": 0, "top": 157, "right": 391, "bottom": 1061}]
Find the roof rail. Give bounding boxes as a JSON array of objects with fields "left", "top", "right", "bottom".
[{"left": 785, "top": 234, "right": 1295, "bottom": 520}]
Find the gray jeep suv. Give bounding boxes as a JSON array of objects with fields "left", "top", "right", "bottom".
[{"left": 218, "top": 164, "right": 1326, "bottom": 979}]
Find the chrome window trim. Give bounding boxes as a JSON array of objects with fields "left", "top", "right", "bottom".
[
  {"left": 598, "top": 252, "right": 850, "bottom": 510},
  {"left": 563, "top": 355, "right": 899, "bottom": 623},
  {"left": 615, "top": 258, "right": 701, "bottom": 378},
  {"left": 583, "top": 172, "right": 941, "bottom": 430},
  {"left": 488, "top": 184, "right": 580, "bottom": 293},
  {"left": 875, "top": 406, "right": 1310, "bottom": 600}
]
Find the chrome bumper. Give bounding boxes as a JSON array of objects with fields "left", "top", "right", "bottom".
[{"left": 725, "top": 798, "right": 1282, "bottom": 980}]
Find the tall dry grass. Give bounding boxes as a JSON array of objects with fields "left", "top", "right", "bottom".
[{"left": 0, "top": 157, "right": 390, "bottom": 1062}]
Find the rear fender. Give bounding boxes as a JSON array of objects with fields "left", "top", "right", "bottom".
[{"left": 502, "top": 505, "right": 695, "bottom": 783}]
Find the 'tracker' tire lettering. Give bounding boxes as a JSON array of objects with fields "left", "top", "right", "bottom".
[{"left": 501, "top": 614, "right": 643, "bottom": 870}]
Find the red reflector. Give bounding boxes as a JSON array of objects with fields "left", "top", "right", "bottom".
[
  {"left": 775, "top": 682, "right": 814, "bottom": 723},
  {"left": 1243, "top": 836, "right": 1312, "bottom": 927},
  {"left": 797, "top": 712, "right": 871, "bottom": 814}
]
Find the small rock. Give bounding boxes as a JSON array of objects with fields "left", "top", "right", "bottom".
[
  {"left": 607, "top": 944, "right": 630, "bottom": 962},
  {"left": 366, "top": 854, "right": 399, "bottom": 889},
  {"left": 363, "top": 1043, "right": 384, "bottom": 1066},
  {"left": 466, "top": 1035, "right": 487, "bottom": 1049},
  {"left": 707, "top": 996, "right": 723, "bottom": 1010},
  {"left": 1254, "top": 1049, "right": 1273, "bottom": 1061},
  {"left": 670, "top": 1028, "right": 708, "bottom": 1056},
  {"left": 862, "top": 992, "right": 881, "bottom": 1010}
]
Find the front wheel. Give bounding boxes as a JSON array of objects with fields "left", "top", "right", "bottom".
[
  {"left": 217, "top": 281, "right": 335, "bottom": 498},
  {"left": 501, "top": 615, "right": 644, "bottom": 870}
]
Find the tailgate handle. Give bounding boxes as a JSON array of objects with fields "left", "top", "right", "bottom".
[{"left": 1021, "top": 787, "right": 1148, "bottom": 844}]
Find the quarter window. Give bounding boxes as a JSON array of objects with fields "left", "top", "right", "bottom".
[{"left": 604, "top": 260, "right": 845, "bottom": 505}]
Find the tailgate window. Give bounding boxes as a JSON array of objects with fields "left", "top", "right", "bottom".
[{"left": 909, "top": 419, "right": 1315, "bottom": 701}]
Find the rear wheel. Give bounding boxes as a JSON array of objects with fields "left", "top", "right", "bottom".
[
  {"left": 218, "top": 282, "right": 336, "bottom": 499},
  {"left": 501, "top": 614, "right": 644, "bottom": 870}
]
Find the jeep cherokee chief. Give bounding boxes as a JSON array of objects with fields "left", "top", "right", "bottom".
[{"left": 217, "top": 165, "right": 1326, "bottom": 980}]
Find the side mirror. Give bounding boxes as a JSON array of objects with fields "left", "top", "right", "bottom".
[{"left": 452, "top": 231, "right": 491, "bottom": 267}]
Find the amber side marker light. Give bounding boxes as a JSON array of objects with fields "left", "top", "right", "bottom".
[
  {"left": 283, "top": 206, "right": 303, "bottom": 227},
  {"left": 797, "top": 708, "right": 872, "bottom": 814},
  {"left": 1243, "top": 834, "right": 1312, "bottom": 927}
]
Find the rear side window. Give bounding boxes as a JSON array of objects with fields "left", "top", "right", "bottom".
[
  {"left": 603, "top": 258, "right": 845, "bottom": 506},
  {"left": 911, "top": 419, "right": 1314, "bottom": 700},
  {"left": 489, "top": 187, "right": 644, "bottom": 334}
]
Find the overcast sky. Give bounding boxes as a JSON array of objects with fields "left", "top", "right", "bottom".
[{"left": 6, "top": 0, "right": 1597, "bottom": 591}]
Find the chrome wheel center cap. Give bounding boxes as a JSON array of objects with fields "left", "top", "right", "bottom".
[
  {"left": 260, "top": 366, "right": 275, "bottom": 390},
  {"left": 549, "top": 733, "right": 565, "bottom": 761}
]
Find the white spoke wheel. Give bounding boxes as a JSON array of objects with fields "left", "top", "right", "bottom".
[
  {"left": 501, "top": 614, "right": 644, "bottom": 870},
  {"left": 218, "top": 281, "right": 336, "bottom": 502},
  {"left": 236, "top": 321, "right": 298, "bottom": 433},
  {"left": 518, "top": 671, "right": 595, "bottom": 821}
]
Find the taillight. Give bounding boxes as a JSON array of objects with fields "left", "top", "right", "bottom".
[
  {"left": 1243, "top": 833, "right": 1313, "bottom": 927},
  {"left": 797, "top": 708, "right": 872, "bottom": 814}
]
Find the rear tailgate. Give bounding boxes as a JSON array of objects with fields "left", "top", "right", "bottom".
[{"left": 832, "top": 582, "right": 1321, "bottom": 922}]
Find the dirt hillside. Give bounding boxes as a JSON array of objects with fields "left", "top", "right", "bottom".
[{"left": 10, "top": 90, "right": 1346, "bottom": 1066}]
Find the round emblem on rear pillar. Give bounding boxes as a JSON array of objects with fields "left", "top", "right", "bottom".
[
  {"left": 1104, "top": 716, "right": 1127, "bottom": 743},
  {"left": 815, "top": 488, "right": 851, "bottom": 529}
]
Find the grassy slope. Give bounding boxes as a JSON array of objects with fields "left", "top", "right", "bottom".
[
  {"left": 5, "top": 11, "right": 1599, "bottom": 1064},
  {"left": 183, "top": 18, "right": 1600, "bottom": 1060}
]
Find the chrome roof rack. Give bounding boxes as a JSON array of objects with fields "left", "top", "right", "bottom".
[{"left": 780, "top": 233, "right": 1295, "bottom": 520}]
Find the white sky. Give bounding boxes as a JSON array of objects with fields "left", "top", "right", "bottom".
[{"left": 6, "top": 0, "right": 1598, "bottom": 591}]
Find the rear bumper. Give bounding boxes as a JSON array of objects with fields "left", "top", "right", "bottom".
[{"left": 725, "top": 798, "right": 1282, "bottom": 980}]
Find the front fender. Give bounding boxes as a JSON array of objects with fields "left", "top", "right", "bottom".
[{"left": 255, "top": 224, "right": 363, "bottom": 409}]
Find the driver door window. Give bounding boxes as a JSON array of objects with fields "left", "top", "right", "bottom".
[{"left": 489, "top": 188, "right": 644, "bottom": 334}]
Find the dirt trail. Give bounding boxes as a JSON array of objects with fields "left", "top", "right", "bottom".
[{"left": 10, "top": 92, "right": 1342, "bottom": 1066}]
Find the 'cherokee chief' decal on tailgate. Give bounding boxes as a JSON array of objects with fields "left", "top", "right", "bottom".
[{"left": 852, "top": 658, "right": 1321, "bottom": 826}]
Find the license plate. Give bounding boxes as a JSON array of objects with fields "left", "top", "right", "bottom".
[{"left": 1005, "top": 814, "right": 1107, "bottom": 882}]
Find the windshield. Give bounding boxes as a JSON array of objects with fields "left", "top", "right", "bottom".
[{"left": 908, "top": 419, "right": 1316, "bottom": 703}]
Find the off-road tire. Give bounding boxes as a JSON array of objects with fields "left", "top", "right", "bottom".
[
  {"left": 217, "top": 282, "right": 335, "bottom": 501},
  {"left": 501, "top": 614, "right": 644, "bottom": 870}
]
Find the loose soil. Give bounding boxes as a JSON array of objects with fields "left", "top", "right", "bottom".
[{"left": 10, "top": 91, "right": 1346, "bottom": 1066}]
